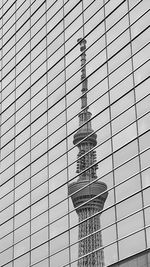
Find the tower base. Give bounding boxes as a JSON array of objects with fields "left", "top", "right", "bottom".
[{"left": 78, "top": 207, "right": 104, "bottom": 267}]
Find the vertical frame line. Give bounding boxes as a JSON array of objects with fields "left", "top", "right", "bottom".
[
  {"left": 127, "top": 0, "right": 148, "bottom": 250},
  {"left": 103, "top": 0, "right": 120, "bottom": 262},
  {"left": 45, "top": 1, "right": 51, "bottom": 266},
  {"left": 63, "top": 0, "right": 72, "bottom": 266}
]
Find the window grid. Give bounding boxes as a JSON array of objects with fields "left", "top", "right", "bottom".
[
  {"left": 1, "top": 18, "right": 149, "bottom": 143},
  {"left": 1, "top": 159, "right": 150, "bottom": 255},
  {"left": 1, "top": 139, "right": 150, "bottom": 240},
  {"left": 1, "top": 41, "right": 149, "bottom": 165},
  {"left": 0, "top": 0, "right": 145, "bottom": 117},
  {"left": 0, "top": 0, "right": 137, "bottom": 101},
  {"left": 1, "top": 1, "right": 150, "bottom": 267},
  {"left": 1, "top": 76, "right": 149, "bottom": 190}
]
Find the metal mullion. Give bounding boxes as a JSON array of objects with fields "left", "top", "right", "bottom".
[
  {"left": 1, "top": 0, "right": 48, "bottom": 50},
  {"left": 46, "top": 204, "right": 150, "bottom": 260},
  {"left": 29, "top": 0, "right": 32, "bottom": 265},
  {"left": 1, "top": 183, "right": 150, "bottom": 267},
  {"left": 61, "top": 225, "right": 150, "bottom": 267},
  {"left": 2, "top": 0, "right": 30, "bottom": 28},
  {"left": 2, "top": 110, "right": 149, "bottom": 214},
  {"left": 33, "top": 242, "right": 150, "bottom": 267},
  {"left": 103, "top": 0, "right": 119, "bottom": 261},
  {"left": 0, "top": 25, "right": 149, "bottom": 218},
  {"left": 1, "top": 0, "right": 80, "bottom": 67},
  {"left": 1, "top": 52, "right": 149, "bottom": 166},
  {"left": 127, "top": 0, "right": 148, "bottom": 250},
  {"left": 2, "top": 0, "right": 58, "bottom": 30},
  {"left": 47, "top": 129, "right": 150, "bottom": 198},
  {"left": 29, "top": 203, "right": 150, "bottom": 264},
  {"left": 2, "top": 0, "right": 83, "bottom": 59},
  {"left": 0, "top": 51, "right": 146, "bottom": 203},
  {"left": 1, "top": 40, "right": 149, "bottom": 163},
  {"left": 2, "top": 0, "right": 38, "bottom": 37},
  {"left": 1, "top": 149, "right": 150, "bottom": 243},
  {"left": 2, "top": 20, "right": 148, "bottom": 153},
  {"left": 1, "top": 0, "right": 109, "bottom": 76},
  {"left": 1, "top": 73, "right": 149, "bottom": 185},
  {"left": 1, "top": 0, "right": 17, "bottom": 20},
  {"left": 1, "top": 22, "right": 149, "bottom": 141},
  {"left": 0, "top": 128, "right": 149, "bottom": 228},
  {"left": 1, "top": 14, "right": 148, "bottom": 142},
  {"left": 3, "top": 64, "right": 149, "bottom": 185},
  {"left": 2, "top": 0, "right": 34, "bottom": 36},
  {"left": 2, "top": 25, "right": 149, "bottom": 142},
  {"left": 12, "top": 2, "right": 17, "bottom": 266},
  {"left": 0, "top": 0, "right": 111, "bottom": 111},
  {"left": 40, "top": 168, "right": 150, "bottom": 238},
  {"left": 1, "top": 90, "right": 149, "bottom": 208},
  {"left": 62, "top": 0, "right": 71, "bottom": 266},
  {"left": 45, "top": 1, "right": 50, "bottom": 266},
  {"left": 1, "top": 24, "right": 149, "bottom": 153},
  {"left": 1, "top": 0, "right": 142, "bottom": 80},
  {"left": 1, "top": 0, "right": 84, "bottom": 84},
  {"left": 1, "top": 166, "right": 150, "bottom": 251},
  {"left": 1, "top": 0, "right": 129, "bottom": 103},
  {"left": 1, "top": 115, "right": 150, "bottom": 219},
  {"left": 1, "top": 164, "right": 149, "bottom": 245},
  {"left": 0, "top": 76, "right": 149, "bottom": 190},
  {"left": 2, "top": 195, "right": 150, "bottom": 260},
  {"left": 1, "top": 109, "right": 150, "bottom": 214},
  {"left": 0, "top": 0, "right": 6, "bottom": 260},
  {"left": 1, "top": 0, "right": 9, "bottom": 10},
  {"left": 3, "top": 0, "right": 144, "bottom": 126},
  {"left": 62, "top": 227, "right": 150, "bottom": 267},
  {"left": 1, "top": 0, "right": 149, "bottom": 265},
  {"left": 55, "top": 225, "right": 150, "bottom": 267},
  {"left": 107, "top": 249, "right": 150, "bottom": 267},
  {"left": 1, "top": 0, "right": 57, "bottom": 65}
]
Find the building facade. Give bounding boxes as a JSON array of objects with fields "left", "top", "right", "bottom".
[{"left": 0, "top": 0, "right": 150, "bottom": 267}]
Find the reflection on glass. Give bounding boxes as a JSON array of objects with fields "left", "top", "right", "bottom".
[{"left": 1, "top": 1, "right": 149, "bottom": 266}]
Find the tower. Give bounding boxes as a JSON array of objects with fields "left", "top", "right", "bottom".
[{"left": 68, "top": 38, "right": 108, "bottom": 267}]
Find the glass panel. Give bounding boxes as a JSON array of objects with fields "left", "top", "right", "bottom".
[
  {"left": 119, "top": 231, "right": 146, "bottom": 260},
  {"left": 143, "top": 188, "right": 150, "bottom": 207},
  {"left": 0, "top": 232, "right": 13, "bottom": 252},
  {"left": 0, "top": 247, "right": 13, "bottom": 266},
  {"left": 33, "top": 259, "right": 48, "bottom": 267},
  {"left": 31, "top": 227, "right": 48, "bottom": 248},
  {"left": 118, "top": 211, "right": 144, "bottom": 239},
  {"left": 146, "top": 227, "right": 150, "bottom": 249},
  {"left": 104, "top": 243, "right": 118, "bottom": 266},
  {"left": 31, "top": 243, "right": 48, "bottom": 265},
  {"left": 14, "top": 254, "right": 29, "bottom": 267},
  {"left": 113, "top": 123, "right": 137, "bottom": 151},
  {"left": 14, "top": 238, "right": 30, "bottom": 258},
  {"left": 117, "top": 193, "right": 142, "bottom": 220},
  {"left": 14, "top": 222, "right": 30, "bottom": 243},
  {"left": 142, "top": 168, "right": 150, "bottom": 189}
]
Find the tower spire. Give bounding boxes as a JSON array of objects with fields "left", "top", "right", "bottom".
[
  {"left": 68, "top": 38, "right": 108, "bottom": 267},
  {"left": 73, "top": 38, "right": 98, "bottom": 180},
  {"left": 77, "top": 38, "right": 88, "bottom": 109}
]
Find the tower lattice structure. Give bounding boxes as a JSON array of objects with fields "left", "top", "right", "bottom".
[{"left": 68, "top": 38, "right": 108, "bottom": 267}]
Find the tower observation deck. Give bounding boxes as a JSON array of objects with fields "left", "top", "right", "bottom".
[{"left": 68, "top": 39, "right": 108, "bottom": 267}]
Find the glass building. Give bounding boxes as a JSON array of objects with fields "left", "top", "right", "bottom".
[{"left": 0, "top": 0, "right": 150, "bottom": 267}]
